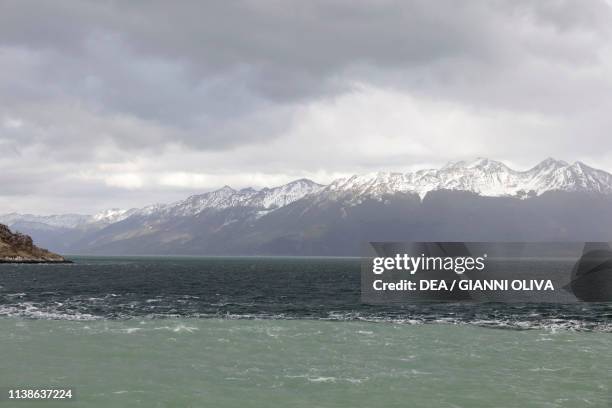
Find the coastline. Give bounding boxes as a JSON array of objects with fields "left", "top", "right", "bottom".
[
  {"left": 0, "top": 223, "right": 70, "bottom": 264},
  {"left": 0, "top": 258, "right": 73, "bottom": 264}
]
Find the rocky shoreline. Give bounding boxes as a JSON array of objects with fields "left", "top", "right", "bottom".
[
  {"left": 0, "top": 259, "right": 73, "bottom": 264},
  {"left": 0, "top": 223, "right": 70, "bottom": 263}
]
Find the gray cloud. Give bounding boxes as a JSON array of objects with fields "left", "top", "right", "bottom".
[{"left": 1, "top": 0, "right": 612, "bottom": 213}]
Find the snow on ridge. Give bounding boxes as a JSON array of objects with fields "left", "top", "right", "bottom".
[
  {"left": 91, "top": 208, "right": 139, "bottom": 223},
  {"left": 135, "top": 178, "right": 325, "bottom": 217},
  {"left": 4, "top": 159, "right": 612, "bottom": 228},
  {"left": 0, "top": 212, "right": 92, "bottom": 229},
  {"left": 0, "top": 208, "right": 144, "bottom": 229},
  {"left": 322, "top": 158, "right": 612, "bottom": 200}
]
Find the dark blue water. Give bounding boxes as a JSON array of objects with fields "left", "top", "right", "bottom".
[{"left": 0, "top": 256, "right": 610, "bottom": 331}]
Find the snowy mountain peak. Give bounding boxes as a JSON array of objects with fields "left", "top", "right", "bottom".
[
  {"left": 321, "top": 158, "right": 612, "bottom": 201},
  {"left": 92, "top": 208, "right": 136, "bottom": 224},
  {"left": 0, "top": 212, "right": 92, "bottom": 229},
  {"left": 258, "top": 179, "right": 324, "bottom": 209},
  {"left": 4, "top": 159, "right": 612, "bottom": 231},
  {"left": 146, "top": 178, "right": 324, "bottom": 217},
  {"left": 0, "top": 208, "right": 136, "bottom": 229}
]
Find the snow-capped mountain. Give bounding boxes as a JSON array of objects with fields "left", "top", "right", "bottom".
[
  {"left": 3, "top": 158, "right": 612, "bottom": 229},
  {"left": 0, "top": 179, "right": 324, "bottom": 231},
  {"left": 4, "top": 158, "right": 612, "bottom": 256},
  {"left": 322, "top": 158, "right": 612, "bottom": 201},
  {"left": 0, "top": 213, "right": 92, "bottom": 229},
  {"left": 0, "top": 208, "right": 137, "bottom": 229},
  {"left": 130, "top": 178, "right": 324, "bottom": 219},
  {"left": 91, "top": 208, "right": 138, "bottom": 224}
]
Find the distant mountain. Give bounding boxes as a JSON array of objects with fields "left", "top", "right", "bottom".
[
  {"left": 0, "top": 208, "right": 136, "bottom": 229},
  {"left": 0, "top": 223, "right": 68, "bottom": 262},
  {"left": 3, "top": 158, "right": 612, "bottom": 256}
]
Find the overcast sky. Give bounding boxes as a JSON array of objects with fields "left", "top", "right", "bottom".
[{"left": 2, "top": 0, "right": 612, "bottom": 214}]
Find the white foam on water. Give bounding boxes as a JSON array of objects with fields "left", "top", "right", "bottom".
[
  {"left": 119, "top": 327, "right": 142, "bottom": 334},
  {"left": 528, "top": 367, "right": 571, "bottom": 372},
  {"left": 152, "top": 324, "right": 199, "bottom": 333},
  {"left": 307, "top": 376, "right": 337, "bottom": 383},
  {"left": 0, "top": 301, "right": 610, "bottom": 332},
  {"left": 0, "top": 303, "right": 99, "bottom": 320}
]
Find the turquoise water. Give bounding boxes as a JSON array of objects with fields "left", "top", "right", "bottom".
[
  {"left": 1, "top": 318, "right": 610, "bottom": 408},
  {"left": 1, "top": 258, "right": 610, "bottom": 406}
]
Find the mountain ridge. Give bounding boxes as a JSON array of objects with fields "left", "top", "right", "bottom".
[
  {"left": 3, "top": 158, "right": 611, "bottom": 225},
  {"left": 3, "top": 158, "right": 612, "bottom": 256}
]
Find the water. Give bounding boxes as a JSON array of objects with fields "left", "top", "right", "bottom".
[{"left": 1, "top": 257, "right": 611, "bottom": 407}]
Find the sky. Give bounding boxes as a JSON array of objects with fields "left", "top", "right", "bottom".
[{"left": 2, "top": 0, "right": 612, "bottom": 214}]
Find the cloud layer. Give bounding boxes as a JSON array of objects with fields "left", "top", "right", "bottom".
[{"left": 2, "top": 0, "right": 612, "bottom": 213}]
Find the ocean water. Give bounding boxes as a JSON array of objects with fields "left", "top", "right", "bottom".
[{"left": 0, "top": 257, "right": 610, "bottom": 407}]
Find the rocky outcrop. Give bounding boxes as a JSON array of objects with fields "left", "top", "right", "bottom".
[{"left": 0, "top": 223, "right": 69, "bottom": 263}]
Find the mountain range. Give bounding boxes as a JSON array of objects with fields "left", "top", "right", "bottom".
[{"left": 4, "top": 158, "right": 612, "bottom": 256}]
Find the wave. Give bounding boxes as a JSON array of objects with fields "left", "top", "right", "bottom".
[{"left": 1, "top": 302, "right": 610, "bottom": 332}]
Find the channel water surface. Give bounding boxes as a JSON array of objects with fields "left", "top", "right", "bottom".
[{"left": 0, "top": 257, "right": 610, "bottom": 407}]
